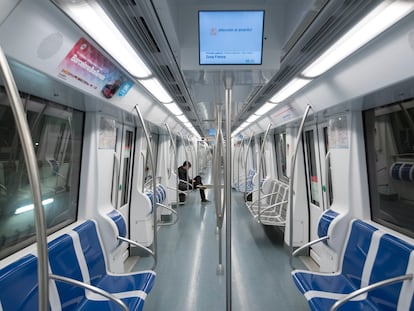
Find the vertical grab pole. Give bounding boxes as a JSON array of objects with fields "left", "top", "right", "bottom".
[
  {"left": 257, "top": 123, "right": 272, "bottom": 224},
  {"left": 224, "top": 76, "right": 233, "bottom": 311},
  {"left": 244, "top": 135, "right": 253, "bottom": 194},
  {"left": 0, "top": 46, "right": 49, "bottom": 310},
  {"left": 164, "top": 123, "right": 178, "bottom": 208},
  {"left": 134, "top": 105, "right": 157, "bottom": 269},
  {"left": 215, "top": 106, "right": 224, "bottom": 275},
  {"left": 288, "top": 104, "right": 312, "bottom": 269},
  {"left": 179, "top": 133, "right": 191, "bottom": 191}
]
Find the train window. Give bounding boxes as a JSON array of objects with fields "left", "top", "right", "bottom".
[
  {"left": 323, "top": 127, "right": 333, "bottom": 206},
  {"left": 305, "top": 130, "right": 320, "bottom": 206},
  {"left": 120, "top": 130, "right": 134, "bottom": 206},
  {"left": 365, "top": 100, "right": 414, "bottom": 238},
  {"left": 0, "top": 89, "right": 83, "bottom": 259},
  {"left": 259, "top": 136, "right": 267, "bottom": 177},
  {"left": 275, "top": 132, "right": 287, "bottom": 181}
]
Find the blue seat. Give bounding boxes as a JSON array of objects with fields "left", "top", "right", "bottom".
[
  {"left": 292, "top": 219, "right": 414, "bottom": 310},
  {"left": 0, "top": 220, "right": 155, "bottom": 310},
  {"left": 0, "top": 254, "right": 40, "bottom": 310}
]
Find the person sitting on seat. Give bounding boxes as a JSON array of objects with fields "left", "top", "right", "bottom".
[{"left": 178, "top": 161, "right": 209, "bottom": 203}]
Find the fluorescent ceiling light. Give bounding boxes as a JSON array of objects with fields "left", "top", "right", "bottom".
[
  {"left": 177, "top": 114, "right": 189, "bottom": 123},
  {"left": 255, "top": 102, "right": 278, "bottom": 115},
  {"left": 302, "top": 0, "right": 414, "bottom": 78},
  {"left": 270, "top": 78, "right": 311, "bottom": 103},
  {"left": 139, "top": 78, "right": 173, "bottom": 103},
  {"left": 56, "top": 0, "right": 151, "bottom": 78},
  {"left": 247, "top": 114, "right": 260, "bottom": 123},
  {"left": 164, "top": 102, "right": 183, "bottom": 115},
  {"left": 15, "top": 198, "right": 54, "bottom": 215}
]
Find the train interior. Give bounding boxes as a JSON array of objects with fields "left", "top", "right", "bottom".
[{"left": 0, "top": 0, "right": 414, "bottom": 310}]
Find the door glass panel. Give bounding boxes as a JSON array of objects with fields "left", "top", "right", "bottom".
[
  {"left": 305, "top": 130, "right": 320, "bottom": 206},
  {"left": 275, "top": 132, "right": 287, "bottom": 180},
  {"left": 121, "top": 130, "right": 133, "bottom": 206},
  {"left": 323, "top": 127, "right": 333, "bottom": 206}
]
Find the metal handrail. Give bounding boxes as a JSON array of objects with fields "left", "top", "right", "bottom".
[
  {"left": 117, "top": 236, "right": 154, "bottom": 256},
  {"left": 243, "top": 135, "right": 253, "bottom": 194},
  {"left": 164, "top": 123, "right": 178, "bottom": 207},
  {"left": 179, "top": 133, "right": 191, "bottom": 192},
  {"left": 134, "top": 105, "right": 157, "bottom": 269},
  {"left": 292, "top": 236, "right": 329, "bottom": 257},
  {"left": 0, "top": 46, "right": 49, "bottom": 310},
  {"left": 156, "top": 202, "right": 179, "bottom": 225},
  {"left": 324, "top": 151, "right": 331, "bottom": 210},
  {"left": 257, "top": 123, "right": 272, "bottom": 224},
  {"left": 330, "top": 274, "right": 413, "bottom": 311},
  {"left": 50, "top": 274, "right": 128, "bottom": 311},
  {"left": 289, "top": 104, "right": 312, "bottom": 269}
]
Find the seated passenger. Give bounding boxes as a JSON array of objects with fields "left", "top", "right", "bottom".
[{"left": 178, "top": 161, "right": 209, "bottom": 203}]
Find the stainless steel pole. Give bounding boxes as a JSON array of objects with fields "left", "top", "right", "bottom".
[
  {"left": 257, "top": 123, "right": 272, "bottom": 224},
  {"left": 164, "top": 123, "right": 178, "bottom": 207},
  {"left": 134, "top": 105, "right": 157, "bottom": 269},
  {"left": 0, "top": 46, "right": 49, "bottom": 310},
  {"left": 288, "top": 104, "right": 311, "bottom": 269},
  {"left": 224, "top": 76, "right": 233, "bottom": 311}
]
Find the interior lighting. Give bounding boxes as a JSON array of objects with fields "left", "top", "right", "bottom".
[
  {"left": 302, "top": 0, "right": 414, "bottom": 78},
  {"left": 139, "top": 78, "right": 173, "bottom": 103},
  {"left": 54, "top": 0, "right": 152, "bottom": 79},
  {"left": 269, "top": 78, "right": 311, "bottom": 103},
  {"left": 255, "top": 102, "right": 278, "bottom": 115},
  {"left": 164, "top": 102, "right": 183, "bottom": 115},
  {"left": 246, "top": 114, "right": 260, "bottom": 123},
  {"left": 176, "top": 114, "right": 189, "bottom": 124},
  {"left": 15, "top": 198, "right": 55, "bottom": 215}
]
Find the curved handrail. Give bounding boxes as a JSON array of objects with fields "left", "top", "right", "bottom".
[
  {"left": 330, "top": 274, "right": 413, "bottom": 311},
  {"left": 0, "top": 46, "right": 49, "bottom": 310},
  {"left": 134, "top": 105, "right": 157, "bottom": 269},
  {"left": 257, "top": 123, "right": 272, "bottom": 224},
  {"left": 243, "top": 135, "right": 253, "bottom": 195},
  {"left": 157, "top": 202, "right": 179, "bottom": 225},
  {"left": 164, "top": 123, "right": 178, "bottom": 207},
  {"left": 292, "top": 236, "right": 329, "bottom": 257},
  {"left": 50, "top": 274, "right": 128, "bottom": 311},
  {"left": 117, "top": 236, "right": 155, "bottom": 257},
  {"left": 324, "top": 151, "right": 331, "bottom": 210},
  {"left": 289, "top": 104, "right": 312, "bottom": 269}
]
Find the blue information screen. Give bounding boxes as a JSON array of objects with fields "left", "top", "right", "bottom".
[{"left": 199, "top": 11, "right": 264, "bottom": 65}]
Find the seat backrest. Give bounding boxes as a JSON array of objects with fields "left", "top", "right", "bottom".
[
  {"left": 155, "top": 184, "right": 167, "bottom": 203},
  {"left": 107, "top": 209, "right": 127, "bottom": 238},
  {"left": 48, "top": 233, "right": 85, "bottom": 309},
  {"left": 367, "top": 234, "right": 414, "bottom": 309},
  {"left": 73, "top": 221, "right": 107, "bottom": 285},
  {"left": 317, "top": 209, "right": 339, "bottom": 239},
  {"left": 0, "top": 254, "right": 40, "bottom": 310},
  {"left": 341, "top": 220, "right": 379, "bottom": 289}
]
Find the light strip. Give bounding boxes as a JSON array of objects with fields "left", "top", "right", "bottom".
[
  {"left": 302, "top": 1, "right": 414, "bottom": 78},
  {"left": 246, "top": 114, "right": 260, "bottom": 123},
  {"left": 164, "top": 102, "right": 183, "bottom": 115},
  {"left": 177, "top": 114, "right": 189, "bottom": 123},
  {"left": 269, "top": 78, "right": 311, "bottom": 103},
  {"left": 139, "top": 78, "right": 173, "bottom": 103},
  {"left": 255, "top": 102, "right": 278, "bottom": 115},
  {"left": 57, "top": 0, "right": 152, "bottom": 79},
  {"left": 15, "top": 198, "right": 55, "bottom": 215}
]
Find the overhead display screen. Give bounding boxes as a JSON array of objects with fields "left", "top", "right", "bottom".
[{"left": 199, "top": 11, "right": 265, "bottom": 65}]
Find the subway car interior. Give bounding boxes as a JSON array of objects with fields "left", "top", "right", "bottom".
[{"left": 0, "top": 0, "right": 414, "bottom": 310}]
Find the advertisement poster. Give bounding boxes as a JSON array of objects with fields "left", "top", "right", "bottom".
[{"left": 57, "top": 37, "right": 133, "bottom": 99}]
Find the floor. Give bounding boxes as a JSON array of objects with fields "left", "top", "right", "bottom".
[{"left": 135, "top": 167, "right": 309, "bottom": 311}]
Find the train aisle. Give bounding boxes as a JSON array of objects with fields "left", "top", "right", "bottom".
[{"left": 138, "top": 168, "right": 309, "bottom": 311}]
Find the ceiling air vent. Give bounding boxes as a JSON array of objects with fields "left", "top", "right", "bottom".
[
  {"left": 176, "top": 95, "right": 187, "bottom": 104},
  {"left": 158, "top": 65, "right": 176, "bottom": 83},
  {"left": 132, "top": 16, "right": 161, "bottom": 53},
  {"left": 182, "top": 105, "right": 191, "bottom": 112},
  {"left": 300, "top": 16, "right": 336, "bottom": 53},
  {"left": 169, "top": 83, "right": 182, "bottom": 96}
]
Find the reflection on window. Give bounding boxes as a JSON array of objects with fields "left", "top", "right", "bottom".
[
  {"left": 305, "top": 130, "right": 320, "bottom": 206},
  {"left": 0, "top": 89, "right": 83, "bottom": 259},
  {"left": 365, "top": 100, "right": 414, "bottom": 238},
  {"left": 275, "top": 132, "right": 287, "bottom": 180}
]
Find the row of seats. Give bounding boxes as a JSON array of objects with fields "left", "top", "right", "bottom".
[
  {"left": 0, "top": 218, "right": 156, "bottom": 310},
  {"left": 232, "top": 168, "right": 256, "bottom": 193},
  {"left": 292, "top": 211, "right": 414, "bottom": 310},
  {"left": 246, "top": 178, "right": 289, "bottom": 226}
]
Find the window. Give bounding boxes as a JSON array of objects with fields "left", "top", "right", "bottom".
[
  {"left": 365, "top": 100, "right": 414, "bottom": 238},
  {"left": 0, "top": 88, "right": 84, "bottom": 259},
  {"left": 305, "top": 130, "right": 320, "bottom": 206},
  {"left": 121, "top": 130, "right": 134, "bottom": 206},
  {"left": 275, "top": 132, "right": 287, "bottom": 180}
]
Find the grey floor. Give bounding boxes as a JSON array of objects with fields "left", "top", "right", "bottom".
[{"left": 135, "top": 167, "right": 309, "bottom": 311}]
